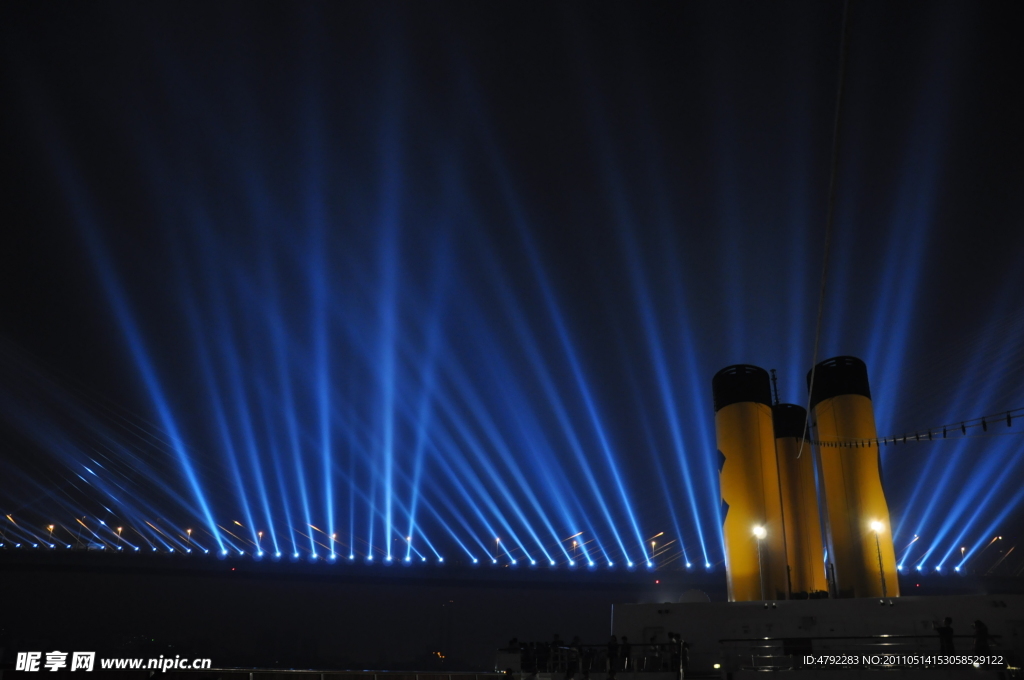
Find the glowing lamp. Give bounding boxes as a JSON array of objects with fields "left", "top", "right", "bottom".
[
  {"left": 753, "top": 526, "right": 767, "bottom": 539},
  {"left": 870, "top": 521, "right": 884, "bottom": 533}
]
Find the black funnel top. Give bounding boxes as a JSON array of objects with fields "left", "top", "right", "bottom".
[
  {"left": 712, "top": 365, "right": 772, "bottom": 412},
  {"left": 772, "top": 403, "right": 808, "bottom": 439},
  {"left": 807, "top": 356, "right": 871, "bottom": 410}
]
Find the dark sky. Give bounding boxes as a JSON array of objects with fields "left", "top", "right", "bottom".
[{"left": 2, "top": 2, "right": 1023, "bottom": 570}]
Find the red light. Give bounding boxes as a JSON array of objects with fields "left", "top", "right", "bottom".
[{"left": 655, "top": 580, "right": 660, "bottom": 584}]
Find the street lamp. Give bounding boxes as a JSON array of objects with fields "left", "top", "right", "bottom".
[
  {"left": 753, "top": 526, "right": 767, "bottom": 600},
  {"left": 870, "top": 521, "right": 887, "bottom": 597}
]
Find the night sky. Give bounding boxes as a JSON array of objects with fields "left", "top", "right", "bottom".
[{"left": 2, "top": 2, "right": 1023, "bottom": 575}]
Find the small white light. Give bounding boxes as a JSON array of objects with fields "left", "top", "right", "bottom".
[
  {"left": 608, "top": 561, "right": 614, "bottom": 567},
  {"left": 404, "top": 556, "right": 411, "bottom": 562},
  {"left": 627, "top": 561, "right": 634, "bottom": 567},
  {"left": 916, "top": 565, "right": 922, "bottom": 571},
  {"left": 686, "top": 562, "right": 692, "bottom": 568},
  {"left": 275, "top": 552, "right": 281, "bottom": 557},
  {"left": 531, "top": 560, "right": 536, "bottom": 565},
  {"left": 705, "top": 562, "right": 711, "bottom": 568},
  {"left": 511, "top": 560, "right": 517, "bottom": 565},
  {"left": 258, "top": 551, "right": 264, "bottom": 556},
  {"left": 588, "top": 561, "right": 594, "bottom": 566},
  {"left": 550, "top": 560, "right": 556, "bottom": 566},
  {"left": 954, "top": 566, "right": 960, "bottom": 572},
  {"left": 473, "top": 558, "right": 478, "bottom": 563},
  {"left": 647, "top": 561, "right": 653, "bottom": 567},
  {"left": 438, "top": 557, "right": 444, "bottom": 562}
]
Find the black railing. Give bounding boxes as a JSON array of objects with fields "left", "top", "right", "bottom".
[{"left": 501, "top": 642, "right": 685, "bottom": 677}]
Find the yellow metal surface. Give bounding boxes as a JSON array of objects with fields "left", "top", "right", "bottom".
[
  {"left": 812, "top": 394, "right": 899, "bottom": 598},
  {"left": 716, "top": 401, "right": 788, "bottom": 601},
  {"left": 776, "top": 435, "right": 828, "bottom": 595}
]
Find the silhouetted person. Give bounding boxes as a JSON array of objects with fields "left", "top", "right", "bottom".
[
  {"left": 581, "top": 641, "right": 594, "bottom": 680},
  {"left": 620, "top": 636, "right": 631, "bottom": 671},
  {"left": 537, "top": 639, "right": 549, "bottom": 673},
  {"left": 566, "top": 636, "right": 581, "bottom": 680},
  {"left": 607, "top": 635, "right": 619, "bottom": 678},
  {"left": 668, "top": 633, "right": 681, "bottom": 672},
  {"left": 934, "top": 617, "right": 955, "bottom": 654},
  {"left": 646, "top": 635, "right": 659, "bottom": 670},
  {"left": 552, "top": 634, "right": 563, "bottom": 672},
  {"left": 524, "top": 642, "right": 537, "bottom": 677},
  {"left": 973, "top": 620, "right": 990, "bottom": 654}
]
